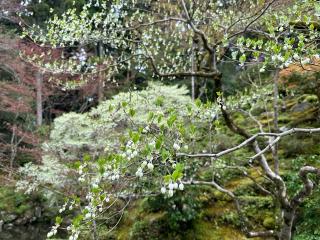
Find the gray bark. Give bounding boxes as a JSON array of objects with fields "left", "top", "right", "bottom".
[
  {"left": 97, "top": 42, "right": 105, "bottom": 103},
  {"left": 279, "top": 209, "right": 295, "bottom": 240},
  {"left": 191, "top": 40, "right": 195, "bottom": 100},
  {"left": 273, "top": 69, "right": 280, "bottom": 174},
  {"left": 36, "top": 72, "right": 43, "bottom": 126}
]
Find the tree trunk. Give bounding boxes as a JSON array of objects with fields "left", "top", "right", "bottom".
[
  {"left": 273, "top": 69, "right": 280, "bottom": 174},
  {"left": 279, "top": 209, "right": 295, "bottom": 240},
  {"left": 9, "top": 125, "right": 17, "bottom": 177},
  {"left": 97, "top": 42, "right": 104, "bottom": 103},
  {"left": 191, "top": 40, "right": 196, "bottom": 100},
  {"left": 36, "top": 72, "right": 43, "bottom": 126}
]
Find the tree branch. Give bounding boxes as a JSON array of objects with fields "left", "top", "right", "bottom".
[
  {"left": 181, "top": 0, "right": 213, "bottom": 53},
  {"left": 178, "top": 128, "right": 320, "bottom": 159},
  {"left": 146, "top": 54, "right": 221, "bottom": 79},
  {"left": 291, "top": 166, "right": 320, "bottom": 207}
]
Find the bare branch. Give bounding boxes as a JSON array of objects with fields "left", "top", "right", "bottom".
[
  {"left": 178, "top": 127, "right": 320, "bottom": 159},
  {"left": 223, "top": 0, "right": 277, "bottom": 42},
  {"left": 291, "top": 166, "right": 320, "bottom": 207},
  {"left": 181, "top": 0, "right": 213, "bottom": 53}
]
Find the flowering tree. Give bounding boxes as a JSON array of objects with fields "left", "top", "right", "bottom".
[{"left": 15, "top": 0, "right": 320, "bottom": 240}]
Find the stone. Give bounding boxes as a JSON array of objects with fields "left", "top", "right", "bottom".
[
  {"left": 0, "top": 220, "right": 3, "bottom": 232},
  {"left": 3, "top": 214, "right": 17, "bottom": 223},
  {"left": 14, "top": 217, "right": 28, "bottom": 225},
  {"left": 291, "top": 102, "right": 312, "bottom": 113},
  {"left": 3, "top": 223, "right": 14, "bottom": 230},
  {"left": 35, "top": 206, "right": 42, "bottom": 218}
]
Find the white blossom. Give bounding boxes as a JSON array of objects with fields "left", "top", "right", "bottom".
[{"left": 147, "top": 162, "right": 154, "bottom": 171}]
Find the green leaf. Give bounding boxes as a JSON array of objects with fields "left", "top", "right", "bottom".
[
  {"left": 175, "top": 163, "right": 184, "bottom": 172},
  {"left": 239, "top": 54, "right": 246, "bottom": 63},
  {"left": 108, "top": 105, "right": 114, "bottom": 112},
  {"left": 143, "top": 145, "right": 152, "bottom": 155},
  {"left": 195, "top": 99, "right": 202, "bottom": 107},
  {"left": 155, "top": 96, "right": 165, "bottom": 106},
  {"left": 147, "top": 112, "right": 154, "bottom": 122},
  {"left": 172, "top": 170, "right": 183, "bottom": 181},
  {"left": 157, "top": 114, "right": 163, "bottom": 123},
  {"left": 73, "top": 161, "right": 81, "bottom": 169},
  {"left": 186, "top": 104, "right": 192, "bottom": 113},
  {"left": 121, "top": 101, "right": 128, "bottom": 108},
  {"left": 129, "top": 108, "right": 136, "bottom": 117},
  {"left": 310, "top": 23, "right": 315, "bottom": 31},
  {"left": 167, "top": 113, "right": 177, "bottom": 127},
  {"left": 161, "top": 149, "right": 170, "bottom": 162},
  {"left": 55, "top": 216, "right": 63, "bottom": 225},
  {"left": 129, "top": 131, "right": 140, "bottom": 143},
  {"left": 92, "top": 187, "right": 100, "bottom": 194},
  {"left": 178, "top": 124, "right": 186, "bottom": 136},
  {"left": 189, "top": 124, "right": 196, "bottom": 135},
  {"left": 156, "top": 136, "right": 163, "bottom": 150},
  {"left": 72, "top": 214, "right": 84, "bottom": 227},
  {"left": 164, "top": 175, "right": 172, "bottom": 183},
  {"left": 83, "top": 154, "right": 91, "bottom": 162},
  {"left": 97, "top": 157, "right": 107, "bottom": 167}
]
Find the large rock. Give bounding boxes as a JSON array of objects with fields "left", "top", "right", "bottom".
[
  {"left": 2, "top": 214, "right": 17, "bottom": 223},
  {"left": 14, "top": 217, "right": 28, "bottom": 225},
  {"left": 291, "top": 102, "right": 312, "bottom": 113}
]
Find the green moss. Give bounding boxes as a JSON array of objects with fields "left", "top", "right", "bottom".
[
  {"left": 15, "top": 204, "right": 31, "bottom": 215},
  {"left": 263, "top": 216, "right": 275, "bottom": 229},
  {"left": 226, "top": 178, "right": 253, "bottom": 192},
  {"left": 304, "top": 95, "right": 319, "bottom": 103},
  {"left": 128, "top": 214, "right": 167, "bottom": 240},
  {"left": 212, "top": 190, "right": 232, "bottom": 202},
  {"left": 186, "top": 220, "right": 249, "bottom": 240},
  {"left": 202, "top": 202, "right": 235, "bottom": 219},
  {"left": 240, "top": 196, "right": 273, "bottom": 208},
  {"left": 0, "top": 186, "right": 31, "bottom": 214}
]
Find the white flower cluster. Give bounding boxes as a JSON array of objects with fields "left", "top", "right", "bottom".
[
  {"left": 20, "top": 0, "right": 33, "bottom": 7},
  {"left": 161, "top": 181, "right": 184, "bottom": 197},
  {"left": 47, "top": 222, "right": 60, "bottom": 238},
  {"left": 58, "top": 201, "right": 68, "bottom": 213},
  {"left": 122, "top": 140, "right": 138, "bottom": 160},
  {"left": 67, "top": 225, "right": 80, "bottom": 240},
  {"left": 75, "top": 48, "right": 87, "bottom": 64},
  {"left": 173, "top": 142, "right": 180, "bottom": 151},
  {"left": 135, "top": 167, "right": 144, "bottom": 177},
  {"left": 84, "top": 205, "right": 96, "bottom": 220},
  {"left": 142, "top": 125, "right": 150, "bottom": 133},
  {"left": 102, "top": 166, "right": 120, "bottom": 181},
  {"left": 77, "top": 164, "right": 87, "bottom": 182},
  {"left": 136, "top": 155, "right": 154, "bottom": 177}
]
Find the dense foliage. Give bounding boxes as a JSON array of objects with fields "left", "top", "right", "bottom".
[{"left": 1, "top": 1, "right": 320, "bottom": 240}]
